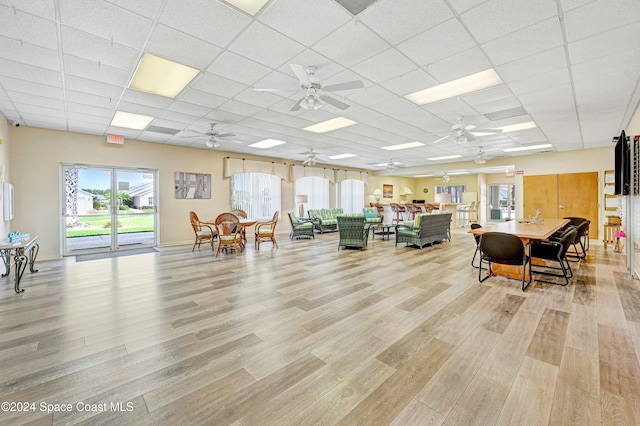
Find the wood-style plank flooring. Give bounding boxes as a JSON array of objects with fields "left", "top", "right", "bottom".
[{"left": 0, "top": 228, "right": 639, "bottom": 425}]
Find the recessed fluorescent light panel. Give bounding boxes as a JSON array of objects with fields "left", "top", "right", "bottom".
[
  {"left": 499, "top": 121, "right": 537, "bottom": 132},
  {"left": 110, "top": 111, "right": 154, "bottom": 130},
  {"left": 382, "top": 142, "right": 425, "bottom": 150},
  {"left": 328, "top": 153, "right": 356, "bottom": 159},
  {"left": 427, "top": 155, "right": 462, "bottom": 161},
  {"left": 248, "top": 138, "right": 286, "bottom": 149},
  {"left": 503, "top": 143, "right": 553, "bottom": 152},
  {"left": 405, "top": 69, "right": 503, "bottom": 106},
  {"left": 447, "top": 171, "right": 469, "bottom": 175},
  {"left": 222, "top": 0, "right": 270, "bottom": 15},
  {"left": 129, "top": 53, "right": 199, "bottom": 98},
  {"left": 303, "top": 117, "right": 357, "bottom": 134},
  {"left": 413, "top": 174, "right": 433, "bottom": 177}
]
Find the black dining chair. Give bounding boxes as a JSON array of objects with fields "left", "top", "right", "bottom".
[
  {"left": 530, "top": 228, "right": 577, "bottom": 286},
  {"left": 478, "top": 232, "right": 532, "bottom": 291},
  {"left": 470, "top": 223, "right": 482, "bottom": 268}
]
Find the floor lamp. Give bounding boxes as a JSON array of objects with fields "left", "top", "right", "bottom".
[{"left": 296, "top": 195, "right": 308, "bottom": 218}]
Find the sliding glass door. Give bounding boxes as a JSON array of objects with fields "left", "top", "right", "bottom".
[
  {"left": 489, "top": 184, "right": 515, "bottom": 220},
  {"left": 62, "top": 164, "right": 158, "bottom": 255}
]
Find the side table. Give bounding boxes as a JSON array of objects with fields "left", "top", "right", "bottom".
[{"left": 0, "top": 236, "right": 39, "bottom": 293}]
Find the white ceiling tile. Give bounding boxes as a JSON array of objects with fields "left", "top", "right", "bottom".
[
  {"left": 65, "top": 75, "right": 123, "bottom": 100},
  {"left": 206, "top": 51, "right": 271, "bottom": 86},
  {"left": 461, "top": 0, "right": 558, "bottom": 44},
  {"left": 0, "top": 4, "right": 58, "bottom": 50},
  {"left": 216, "top": 99, "right": 263, "bottom": 117},
  {"left": 0, "top": 76, "right": 63, "bottom": 100},
  {"left": 146, "top": 24, "right": 221, "bottom": 70},
  {"left": 390, "top": 109, "right": 451, "bottom": 133},
  {"left": 518, "top": 83, "right": 574, "bottom": 107},
  {"left": 105, "top": 0, "right": 165, "bottom": 19},
  {"left": 572, "top": 48, "right": 640, "bottom": 83},
  {"left": 66, "top": 90, "right": 118, "bottom": 110},
  {"left": 252, "top": 70, "right": 300, "bottom": 96},
  {"left": 422, "top": 98, "right": 480, "bottom": 121},
  {"left": 568, "top": 22, "right": 639, "bottom": 65},
  {"left": 426, "top": 47, "right": 492, "bottom": 82},
  {"left": 0, "top": 58, "right": 62, "bottom": 87},
  {"left": 61, "top": 26, "right": 141, "bottom": 71},
  {"left": 60, "top": 0, "right": 153, "bottom": 49},
  {"left": 1, "top": 0, "right": 56, "bottom": 19},
  {"left": 167, "top": 100, "right": 212, "bottom": 118},
  {"left": 346, "top": 85, "right": 396, "bottom": 106},
  {"left": 496, "top": 46, "right": 567, "bottom": 83},
  {"left": 280, "top": 50, "right": 344, "bottom": 80},
  {"left": 190, "top": 72, "right": 246, "bottom": 99},
  {"left": 227, "top": 21, "right": 305, "bottom": 69},
  {"left": 508, "top": 68, "right": 571, "bottom": 96},
  {"left": 14, "top": 102, "right": 67, "bottom": 117},
  {"left": 63, "top": 55, "right": 130, "bottom": 87},
  {"left": 359, "top": 0, "right": 453, "bottom": 44},
  {"left": 158, "top": 110, "right": 200, "bottom": 126},
  {"left": 117, "top": 101, "right": 165, "bottom": 117},
  {"left": 472, "top": 97, "right": 523, "bottom": 115},
  {"left": 68, "top": 122, "right": 108, "bottom": 135},
  {"left": 251, "top": 109, "right": 292, "bottom": 124},
  {"left": 177, "top": 88, "right": 229, "bottom": 110},
  {"left": 0, "top": 36, "right": 60, "bottom": 72},
  {"left": 563, "top": 0, "right": 640, "bottom": 43},
  {"left": 482, "top": 18, "right": 564, "bottom": 66},
  {"left": 67, "top": 101, "right": 113, "bottom": 117},
  {"left": 25, "top": 117, "right": 68, "bottom": 131},
  {"left": 397, "top": 18, "right": 476, "bottom": 68},
  {"left": 259, "top": 0, "right": 350, "bottom": 46},
  {"left": 368, "top": 96, "right": 418, "bottom": 117},
  {"left": 380, "top": 68, "right": 439, "bottom": 96},
  {"left": 461, "top": 85, "right": 513, "bottom": 106},
  {"left": 160, "top": 0, "right": 251, "bottom": 48},
  {"left": 447, "top": 0, "right": 489, "bottom": 14},
  {"left": 67, "top": 112, "right": 111, "bottom": 125},
  {"left": 121, "top": 89, "right": 173, "bottom": 109},
  {"left": 352, "top": 48, "right": 418, "bottom": 83},
  {"left": 234, "top": 88, "right": 285, "bottom": 108},
  {"left": 313, "top": 20, "right": 389, "bottom": 68}
]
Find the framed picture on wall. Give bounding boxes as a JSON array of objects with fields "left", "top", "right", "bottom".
[
  {"left": 383, "top": 184, "right": 393, "bottom": 198},
  {"left": 175, "top": 171, "right": 211, "bottom": 199}
]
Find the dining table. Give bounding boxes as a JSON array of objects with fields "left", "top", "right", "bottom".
[{"left": 468, "top": 218, "right": 570, "bottom": 281}]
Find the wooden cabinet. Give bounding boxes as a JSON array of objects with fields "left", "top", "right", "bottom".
[{"left": 524, "top": 172, "right": 598, "bottom": 239}]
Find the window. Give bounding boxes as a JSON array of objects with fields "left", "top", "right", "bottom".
[
  {"left": 436, "top": 185, "right": 466, "bottom": 203},
  {"left": 338, "top": 179, "right": 364, "bottom": 214},
  {"left": 295, "top": 176, "right": 329, "bottom": 211},
  {"left": 230, "top": 173, "right": 281, "bottom": 221},
  {"left": 148, "top": 197, "right": 154, "bottom": 206}
]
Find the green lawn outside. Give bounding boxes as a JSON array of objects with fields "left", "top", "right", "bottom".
[{"left": 67, "top": 214, "right": 154, "bottom": 238}]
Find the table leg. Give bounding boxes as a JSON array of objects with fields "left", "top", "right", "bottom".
[
  {"left": 14, "top": 251, "right": 27, "bottom": 293},
  {"left": 0, "top": 248, "right": 10, "bottom": 277}
]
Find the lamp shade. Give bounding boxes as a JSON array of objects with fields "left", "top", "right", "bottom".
[
  {"left": 373, "top": 189, "right": 383, "bottom": 197},
  {"left": 295, "top": 195, "right": 308, "bottom": 203},
  {"left": 434, "top": 193, "right": 451, "bottom": 204}
]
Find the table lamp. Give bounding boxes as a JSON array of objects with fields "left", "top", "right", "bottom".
[
  {"left": 296, "top": 195, "right": 308, "bottom": 218},
  {"left": 373, "top": 189, "right": 383, "bottom": 202}
]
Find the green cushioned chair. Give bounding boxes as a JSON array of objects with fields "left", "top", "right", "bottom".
[
  {"left": 287, "top": 211, "right": 314, "bottom": 240},
  {"left": 396, "top": 212, "right": 452, "bottom": 249},
  {"left": 308, "top": 208, "right": 342, "bottom": 233},
  {"left": 337, "top": 215, "right": 368, "bottom": 250},
  {"left": 362, "top": 207, "right": 383, "bottom": 224}
]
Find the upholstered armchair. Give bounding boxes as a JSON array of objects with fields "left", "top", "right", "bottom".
[
  {"left": 395, "top": 212, "right": 452, "bottom": 249},
  {"left": 337, "top": 215, "right": 368, "bottom": 250},
  {"left": 362, "top": 207, "right": 383, "bottom": 224},
  {"left": 287, "top": 211, "right": 314, "bottom": 240}
]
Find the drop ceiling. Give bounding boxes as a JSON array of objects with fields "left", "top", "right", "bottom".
[{"left": 0, "top": 0, "right": 639, "bottom": 175}]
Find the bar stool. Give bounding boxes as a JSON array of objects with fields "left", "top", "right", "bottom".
[
  {"left": 390, "top": 203, "right": 404, "bottom": 224},
  {"left": 457, "top": 204, "right": 470, "bottom": 227}
]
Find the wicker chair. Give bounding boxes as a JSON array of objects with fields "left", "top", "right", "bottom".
[
  {"left": 337, "top": 215, "right": 368, "bottom": 250},
  {"left": 287, "top": 211, "right": 314, "bottom": 240},
  {"left": 255, "top": 211, "right": 279, "bottom": 249},
  {"left": 362, "top": 207, "right": 383, "bottom": 224},
  {"left": 189, "top": 211, "right": 216, "bottom": 252},
  {"left": 214, "top": 212, "right": 243, "bottom": 256},
  {"left": 395, "top": 213, "right": 452, "bottom": 249}
]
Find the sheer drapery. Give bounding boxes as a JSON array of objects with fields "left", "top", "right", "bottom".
[
  {"left": 295, "top": 176, "right": 329, "bottom": 211},
  {"left": 230, "top": 173, "right": 281, "bottom": 222},
  {"left": 339, "top": 179, "right": 365, "bottom": 214},
  {"left": 436, "top": 185, "right": 466, "bottom": 204}
]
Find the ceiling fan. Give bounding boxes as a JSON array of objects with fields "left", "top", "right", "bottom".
[
  {"left": 475, "top": 147, "right": 490, "bottom": 164},
  {"left": 373, "top": 159, "right": 405, "bottom": 171},
  {"left": 180, "top": 123, "right": 240, "bottom": 148},
  {"left": 301, "top": 148, "right": 323, "bottom": 166},
  {"left": 432, "top": 116, "right": 502, "bottom": 144},
  {"left": 255, "top": 64, "right": 364, "bottom": 112}
]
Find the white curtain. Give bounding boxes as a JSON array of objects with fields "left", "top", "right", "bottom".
[
  {"left": 339, "top": 179, "right": 365, "bottom": 214},
  {"left": 295, "top": 176, "right": 330, "bottom": 212},
  {"left": 230, "top": 173, "right": 281, "bottom": 221}
]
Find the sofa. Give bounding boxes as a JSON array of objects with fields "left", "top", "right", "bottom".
[
  {"left": 308, "top": 208, "right": 343, "bottom": 233},
  {"left": 396, "top": 212, "right": 452, "bottom": 249}
]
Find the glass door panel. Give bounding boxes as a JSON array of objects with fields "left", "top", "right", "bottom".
[
  {"left": 489, "top": 184, "right": 515, "bottom": 220},
  {"left": 115, "top": 170, "right": 156, "bottom": 248},
  {"left": 62, "top": 165, "right": 157, "bottom": 256}
]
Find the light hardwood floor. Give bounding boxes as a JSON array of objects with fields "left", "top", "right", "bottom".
[{"left": 0, "top": 229, "right": 639, "bottom": 425}]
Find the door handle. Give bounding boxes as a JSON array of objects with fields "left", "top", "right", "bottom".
[{"left": 559, "top": 205, "right": 565, "bottom": 209}]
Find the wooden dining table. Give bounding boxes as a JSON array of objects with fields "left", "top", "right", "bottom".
[{"left": 468, "top": 218, "right": 570, "bottom": 280}]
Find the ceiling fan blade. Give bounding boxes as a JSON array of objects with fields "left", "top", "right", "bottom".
[
  {"left": 179, "top": 134, "right": 204, "bottom": 138},
  {"left": 462, "top": 132, "right": 477, "bottom": 142},
  {"left": 290, "top": 97, "right": 305, "bottom": 111},
  {"left": 431, "top": 135, "right": 450, "bottom": 144},
  {"left": 324, "top": 80, "right": 364, "bottom": 92},
  {"left": 215, "top": 133, "right": 235, "bottom": 138},
  {"left": 290, "top": 64, "right": 311, "bottom": 86},
  {"left": 319, "top": 95, "right": 349, "bottom": 110}
]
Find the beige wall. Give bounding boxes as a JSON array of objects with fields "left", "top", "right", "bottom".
[{"left": 9, "top": 126, "right": 301, "bottom": 259}]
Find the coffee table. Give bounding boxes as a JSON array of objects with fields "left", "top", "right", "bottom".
[{"left": 369, "top": 223, "right": 394, "bottom": 241}]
